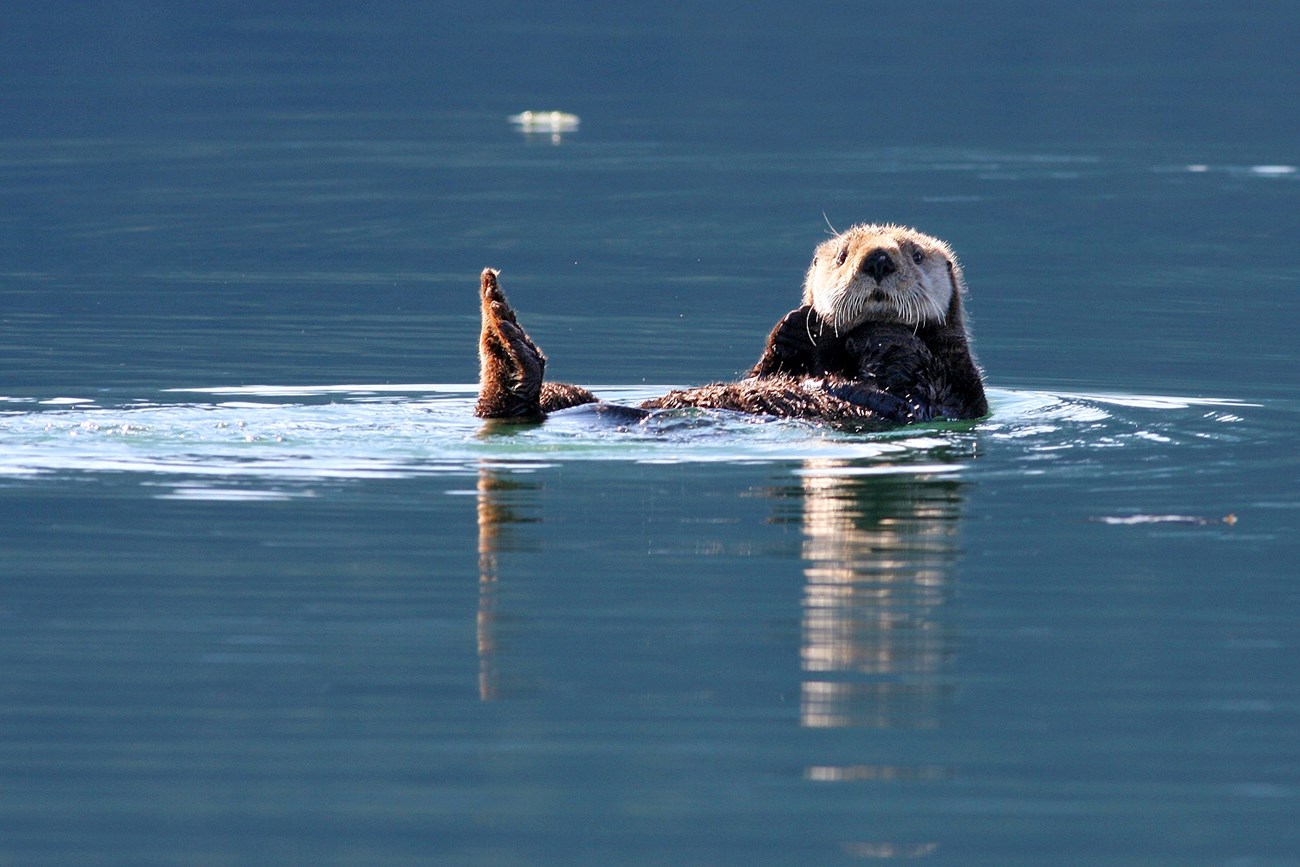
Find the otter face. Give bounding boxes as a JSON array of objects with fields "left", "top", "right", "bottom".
[{"left": 802, "top": 224, "right": 964, "bottom": 331}]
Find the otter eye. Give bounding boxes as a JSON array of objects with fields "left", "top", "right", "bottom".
[
  {"left": 834, "top": 247, "right": 848, "bottom": 267},
  {"left": 911, "top": 249, "right": 925, "bottom": 265}
]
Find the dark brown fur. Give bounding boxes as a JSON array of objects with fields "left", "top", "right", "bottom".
[{"left": 474, "top": 265, "right": 987, "bottom": 428}]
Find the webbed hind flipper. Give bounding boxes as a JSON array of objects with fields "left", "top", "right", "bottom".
[
  {"left": 475, "top": 268, "right": 545, "bottom": 420},
  {"left": 475, "top": 269, "right": 596, "bottom": 420}
]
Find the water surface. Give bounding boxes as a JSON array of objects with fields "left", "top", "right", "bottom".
[{"left": 2, "top": 2, "right": 1298, "bottom": 865}]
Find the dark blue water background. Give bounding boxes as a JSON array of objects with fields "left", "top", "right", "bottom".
[{"left": 2, "top": 3, "right": 1298, "bottom": 865}]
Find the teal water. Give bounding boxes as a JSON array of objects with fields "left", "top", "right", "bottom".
[{"left": 3, "top": 2, "right": 1299, "bottom": 865}]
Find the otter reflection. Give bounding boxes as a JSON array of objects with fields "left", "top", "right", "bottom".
[
  {"left": 474, "top": 468, "right": 542, "bottom": 701},
  {"left": 788, "top": 460, "right": 963, "bottom": 730},
  {"left": 474, "top": 458, "right": 965, "bottom": 730}
]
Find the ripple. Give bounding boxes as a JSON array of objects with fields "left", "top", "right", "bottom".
[{"left": 0, "top": 384, "right": 1271, "bottom": 499}]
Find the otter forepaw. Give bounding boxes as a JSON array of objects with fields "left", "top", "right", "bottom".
[
  {"left": 751, "top": 306, "right": 827, "bottom": 377},
  {"left": 822, "top": 381, "right": 919, "bottom": 425}
]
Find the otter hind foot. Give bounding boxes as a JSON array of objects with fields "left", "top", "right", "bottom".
[
  {"left": 475, "top": 269, "right": 597, "bottom": 420},
  {"left": 475, "top": 268, "right": 547, "bottom": 420}
]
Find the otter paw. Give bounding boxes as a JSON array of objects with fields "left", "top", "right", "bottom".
[
  {"left": 752, "top": 306, "right": 828, "bottom": 377},
  {"left": 822, "top": 381, "right": 918, "bottom": 425}
]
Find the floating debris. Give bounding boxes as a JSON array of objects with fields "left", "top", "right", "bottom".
[
  {"left": 1180, "top": 164, "right": 1295, "bottom": 177},
  {"left": 1093, "top": 513, "right": 1237, "bottom": 526},
  {"left": 508, "top": 110, "right": 580, "bottom": 143}
]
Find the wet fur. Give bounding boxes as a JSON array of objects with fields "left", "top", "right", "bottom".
[{"left": 475, "top": 225, "right": 987, "bottom": 427}]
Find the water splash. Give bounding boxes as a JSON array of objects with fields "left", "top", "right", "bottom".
[{"left": 0, "top": 384, "right": 1263, "bottom": 499}]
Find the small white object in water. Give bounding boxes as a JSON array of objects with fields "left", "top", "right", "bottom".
[
  {"left": 1095, "top": 513, "right": 1237, "bottom": 526},
  {"left": 508, "top": 110, "right": 580, "bottom": 134},
  {"left": 1249, "top": 165, "right": 1296, "bottom": 175}
]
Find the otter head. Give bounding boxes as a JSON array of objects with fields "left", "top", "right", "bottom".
[{"left": 802, "top": 224, "right": 965, "bottom": 332}]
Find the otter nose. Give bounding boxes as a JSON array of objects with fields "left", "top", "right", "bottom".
[{"left": 860, "top": 249, "right": 896, "bottom": 282}]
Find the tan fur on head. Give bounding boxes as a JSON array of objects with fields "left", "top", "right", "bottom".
[{"left": 802, "top": 224, "right": 966, "bottom": 331}]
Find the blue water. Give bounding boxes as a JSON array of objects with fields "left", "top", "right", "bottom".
[{"left": 2, "top": 2, "right": 1299, "bottom": 865}]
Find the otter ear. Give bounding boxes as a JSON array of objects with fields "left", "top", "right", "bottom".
[
  {"left": 943, "top": 257, "right": 968, "bottom": 325},
  {"left": 944, "top": 254, "right": 966, "bottom": 294}
]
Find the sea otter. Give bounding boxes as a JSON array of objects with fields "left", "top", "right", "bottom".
[{"left": 475, "top": 224, "right": 988, "bottom": 428}]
